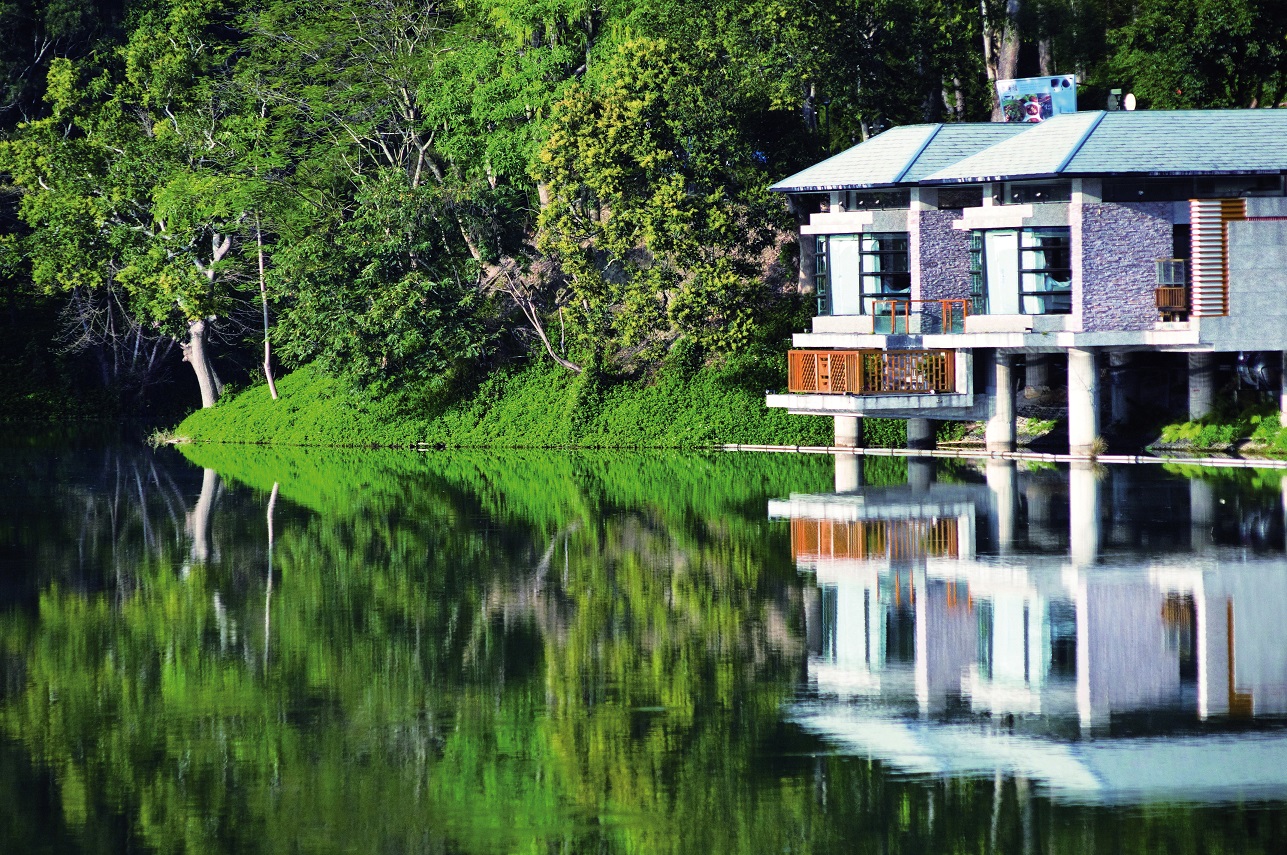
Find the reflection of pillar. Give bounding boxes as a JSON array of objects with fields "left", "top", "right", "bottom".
[
  {"left": 908, "top": 458, "right": 934, "bottom": 493},
  {"left": 804, "top": 585, "right": 822, "bottom": 657},
  {"left": 907, "top": 418, "right": 935, "bottom": 450},
  {"left": 1108, "top": 351, "right": 1132, "bottom": 427},
  {"left": 834, "top": 452, "right": 863, "bottom": 493},
  {"left": 1069, "top": 462, "right": 1102, "bottom": 566},
  {"left": 1189, "top": 352, "right": 1215, "bottom": 421},
  {"left": 914, "top": 564, "right": 930, "bottom": 716},
  {"left": 187, "top": 467, "right": 218, "bottom": 566},
  {"left": 986, "top": 459, "right": 1018, "bottom": 552},
  {"left": 1068, "top": 348, "right": 1100, "bottom": 455},
  {"left": 986, "top": 353, "right": 1016, "bottom": 452},
  {"left": 1197, "top": 585, "right": 1230, "bottom": 719},
  {"left": 835, "top": 416, "right": 863, "bottom": 448},
  {"left": 1190, "top": 477, "right": 1216, "bottom": 552}
]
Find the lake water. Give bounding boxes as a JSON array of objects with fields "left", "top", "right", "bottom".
[{"left": 2, "top": 435, "right": 1287, "bottom": 853}]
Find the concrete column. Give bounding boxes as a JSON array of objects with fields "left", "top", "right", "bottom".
[
  {"left": 1068, "top": 348, "right": 1101, "bottom": 456},
  {"left": 906, "top": 418, "right": 935, "bottom": 450},
  {"left": 834, "top": 415, "right": 863, "bottom": 448},
  {"left": 908, "top": 459, "right": 934, "bottom": 493},
  {"left": 985, "top": 353, "right": 1016, "bottom": 452},
  {"left": 834, "top": 452, "right": 863, "bottom": 493},
  {"left": 1188, "top": 352, "right": 1215, "bottom": 421},
  {"left": 1069, "top": 462, "right": 1102, "bottom": 567},
  {"left": 1108, "top": 351, "right": 1132, "bottom": 427},
  {"left": 1280, "top": 352, "right": 1287, "bottom": 421},
  {"left": 1024, "top": 352, "right": 1045, "bottom": 391},
  {"left": 986, "top": 459, "right": 1018, "bottom": 553}
]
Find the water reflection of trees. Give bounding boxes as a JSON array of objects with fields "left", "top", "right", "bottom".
[{"left": 3, "top": 447, "right": 1287, "bottom": 853}]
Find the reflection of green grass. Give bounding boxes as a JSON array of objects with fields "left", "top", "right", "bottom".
[{"left": 175, "top": 358, "right": 912, "bottom": 449}]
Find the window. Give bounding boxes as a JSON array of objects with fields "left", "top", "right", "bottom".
[
  {"left": 817, "top": 232, "right": 911, "bottom": 316},
  {"left": 968, "top": 227, "right": 1071, "bottom": 315},
  {"left": 995, "top": 182, "right": 1072, "bottom": 205},
  {"left": 848, "top": 189, "right": 911, "bottom": 210},
  {"left": 860, "top": 233, "right": 911, "bottom": 312}
]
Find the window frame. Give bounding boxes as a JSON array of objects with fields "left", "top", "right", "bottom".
[
  {"left": 968, "top": 226, "right": 1072, "bottom": 316},
  {"left": 816, "top": 231, "right": 912, "bottom": 316}
]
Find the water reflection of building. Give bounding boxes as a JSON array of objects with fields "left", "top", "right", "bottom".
[{"left": 772, "top": 458, "right": 1287, "bottom": 802}]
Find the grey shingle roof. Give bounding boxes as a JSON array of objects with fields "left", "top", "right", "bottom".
[
  {"left": 920, "top": 112, "right": 1103, "bottom": 183},
  {"left": 898, "top": 123, "right": 1028, "bottom": 181},
  {"left": 770, "top": 125, "right": 938, "bottom": 192},
  {"left": 1065, "top": 110, "right": 1287, "bottom": 174},
  {"left": 773, "top": 109, "right": 1287, "bottom": 193}
]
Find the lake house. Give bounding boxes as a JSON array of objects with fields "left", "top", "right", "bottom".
[{"left": 767, "top": 110, "right": 1287, "bottom": 453}]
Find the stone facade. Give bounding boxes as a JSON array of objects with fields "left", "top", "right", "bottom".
[
  {"left": 1079, "top": 202, "right": 1172, "bottom": 332},
  {"left": 916, "top": 208, "right": 973, "bottom": 330}
]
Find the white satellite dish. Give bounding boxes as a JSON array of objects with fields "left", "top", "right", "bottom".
[{"left": 1123, "top": 93, "right": 1137, "bottom": 111}]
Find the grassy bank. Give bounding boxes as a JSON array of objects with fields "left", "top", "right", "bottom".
[
  {"left": 1154, "top": 403, "right": 1287, "bottom": 454},
  {"left": 175, "top": 355, "right": 910, "bottom": 449}
]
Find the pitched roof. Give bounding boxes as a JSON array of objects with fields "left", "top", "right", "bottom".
[
  {"left": 773, "top": 110, "right": 1287, "bottom": 192},
  {"left": 769, "top": 123, "right": 1026, "bottom": 192}
]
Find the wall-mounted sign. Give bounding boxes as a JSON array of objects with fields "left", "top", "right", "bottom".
[{"left": 996, "top": 75, "right": 1077, "bottom": 123}]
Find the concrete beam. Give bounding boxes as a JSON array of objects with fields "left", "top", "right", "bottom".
[{"left": 1068, "top": 348, "right": 1101, "bottom": 456}]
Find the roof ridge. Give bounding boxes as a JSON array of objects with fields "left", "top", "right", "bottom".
[
  {"left": 892, "top": 125, "right": 944, "bottom": 184},
  {"left": 1054, "top": 111, "right": 1107, "bottom": 174}
]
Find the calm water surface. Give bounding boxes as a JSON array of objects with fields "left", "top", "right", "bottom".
[{"left": 2, "top": 435, "right": 1286, "bottom": 853}]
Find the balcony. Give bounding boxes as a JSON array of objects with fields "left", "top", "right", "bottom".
[
  {"left": 788, "top": 349, "right": 956, "bottom": 395},
  {"left": 871, "top": 299, "right": 972, "bottom": 334},
  {"left": 1156, "top": 259, "right": 1189, "bottom": 321}
]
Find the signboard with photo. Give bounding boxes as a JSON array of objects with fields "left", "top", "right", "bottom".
[{"left": 996, "top": 75, "right": 1077, "bottom": 123}]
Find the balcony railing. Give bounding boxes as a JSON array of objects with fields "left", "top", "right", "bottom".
[
  {"left": 791, "top": 517, "right": 960, "bottom": 563},
  {"left": 871, "top": 299, "right": 971, "bottom": 334},
  {"left": 788, "top": 349, "right": 956, "bottom": 395},
  {"left": 1155, "top": 258, "right": 1190, "bottom": 321}
]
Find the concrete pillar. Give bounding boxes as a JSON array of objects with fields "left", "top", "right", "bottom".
[
  {"left": 834, "top": 452, "right": 863, "bottom": 493},
  {"left": 1069, "top": 462, "right": 1102, "bottom": 567},
  {"left": 1068, "top": 348, "right": 1101, "bottom": 456},
  {"left": 908, "top": 458, "right": 934, "bottom": 493},
  {"left": 1280, "top": 352, "right": 1287, "bottom": 421},
  {"left": 906, "top": 418, "right": 935, "bottom": 450},
  {"left": 1108, "top": 351, "right": 1132, "bottom": 427},
  {"left": 834, "top": 415, "right": 863, "bottom": 448},
  {"left": 985, "top": 353, "right": 1016, "bottom": 452},
  {"left": 1024, "top": 352, "right": 1045, "bottom": 391},
  {"left": 986, "top": 459, "right": 1018, "bottom": 553},
  {"left": 1188, "top": 352, "right": 1215, "bottom": 421}
]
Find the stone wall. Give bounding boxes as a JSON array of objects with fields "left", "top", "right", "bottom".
[
  {"left": 1080, "top": 202, "right": 1172, "bottom": 332},
  {"left": 918, "top": 209, "right": 973, "bottom": 302}
]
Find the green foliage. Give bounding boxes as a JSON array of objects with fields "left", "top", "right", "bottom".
[{"left": 1157, "top": 402, "right": 1287, "bottom": 452}]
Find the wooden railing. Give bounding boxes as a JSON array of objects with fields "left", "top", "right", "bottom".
[
  {"left": 792, "top": 517, "right": 960, "bottom": 563},
  {"left": 1156, "top": 286, "right": 1188, "bottom": 321},
  {"left": 871, "top": 299, "right": 971, "bottom": 334},
  {"left": 788, "top": 349, "right": 956, "bottom": 395}
]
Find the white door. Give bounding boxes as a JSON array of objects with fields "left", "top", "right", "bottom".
[
  {"left": 983, "top": 230, "right": 1020, "bottom": 315},
  {"left": 829, "top": 236, "right": 863, "bottom": 315}
]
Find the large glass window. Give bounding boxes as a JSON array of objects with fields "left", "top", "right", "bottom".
[
  {"left": 817, "top": 232, "right": 910, "bottom": 316},
  {"left": 968, "top": 227, "right": 1071, "bottom": 315}
]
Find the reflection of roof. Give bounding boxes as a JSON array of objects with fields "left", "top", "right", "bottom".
[
  {"left": 771, "top": 110, "right": 1287, "bottom": 192},
  {"left": 791, "top": 704, "right": 1287, "bottom": 804}
]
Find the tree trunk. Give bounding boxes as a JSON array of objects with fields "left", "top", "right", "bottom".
[
  {"left": 256, "top": 217, "right": 279, "bottom": 400},
  {"left": 182, "top": 318, "right": 221, "bottom": 408}
]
